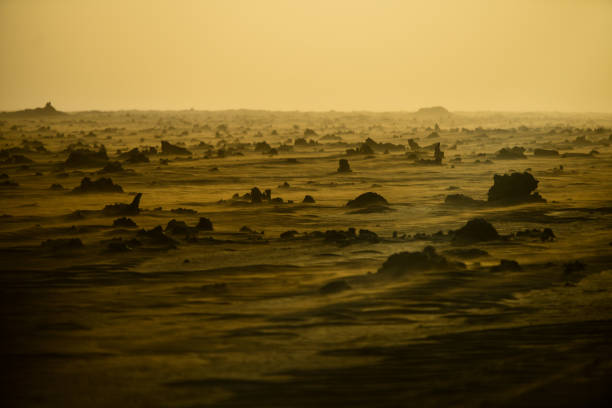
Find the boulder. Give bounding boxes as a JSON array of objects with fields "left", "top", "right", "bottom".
[
  {"left": 337, "top": 159, "right": 352, "bottom": 173},
  {"left": 161, "top": 141, "right": 191, "bottom": 155},
  {"left": 487, "top": 172, "right": 545, "bottom": 203},
  {"left": 72, "top": 177, "right": 123, "bottom": 193},
  {"left": 346, "top": 192, "right": 388, "bottom": 208},
  {"left": 452, "top": 218, "right": 499, "bottom": 244}
]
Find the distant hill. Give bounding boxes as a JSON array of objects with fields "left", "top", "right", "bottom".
[
  {"left": 414, "top": 106, "right": 451, "bottom": 118},
  {"left": 1, "top": 102, "right": 66, "bottom": 117}
]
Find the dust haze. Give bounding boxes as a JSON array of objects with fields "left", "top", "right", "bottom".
[{"left": 1, "top": 1, "right": 612, "bottom": 407}]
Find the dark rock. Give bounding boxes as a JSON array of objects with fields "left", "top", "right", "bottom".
[
  {"left": 119, "top": 148, "right": 150, "bottom": 163},
  {"left": 165, "top": 219, "right": 191, "bottom": 235},
  {"left": 0, "top": 179, "right": 18, "bottom": 187},
  {"left": 50, "top": 183, "right": 64, "bottom": 190},
  {"left": 106, "top": 239, "right": 132, "bottom": 252},
  {"left": 196, "top": 217, "right": 213, "bottom": 231},
  {"left": 337, "top": 159, "right": 352, "bottom": 173},
  {"left": 72, "top": 177, "right": 123, "bottom": 193},
  {"left": 496, "top": 146, "right": 526, "bottom": 159},
  {"left": 41, "top": 238, "right": 84, "bottom": 251},
  {"left": 65, "top": 148, "right": 108, "bottom": 167},
  {"left": 1, "top": 154, "right": 33, "bottom": 165},
  {"left": 280, "top": 230, "right": 299, "bottom": 239},
  {"left": 161, "top": 141, "right": 191, "bottom": 155},
  {"left": 491, "top": 259, "right": 522, "bottom": 272},
  {"left": 346, "top": 192, "right": 388, "bottom": 208},
  {"left": 534, "top": 148, "right": 559, "bottom": 157},
  {"left": 378, "top": 246, "right": 456, "bottom": 277},
  {"left": 302, "top": 195, "right": 316, "bottom": 203},
  {"left": 171, "top": 208, "right": 197, "bottom": 215},
  {"left": 443, "top": 248, "right": 489, "bottom": 259},
  {"left": 444, "top": 194, "right": 482, "bottom": 206},
  {"left": 98, "top": 161, "right": 124, "bottom": 174},
  {"left": 112, "top": 217, "right": 137, "bottom": 228},
  {"left": 487, "top": 172, "right": 545, "bottom": 203},
  {"left": 251, "top": 187, "right": 264, "bottom": 203},
  {"left": 138, "top": 225, "right": 177, "bottom": 245},
  {"left": 453, "top": 218, "right": 499, "bottom": 244},
  {"left": 358, "top": 229, "right": 379, "bottom": 242},
  {"left": 103, "top": 193, "right": 142, "bottom": 216},
  {"left": 319, "top": 280, "right": 351, "bottom": 294}
]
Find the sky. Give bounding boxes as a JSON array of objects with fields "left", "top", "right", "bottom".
[{"left": 0, "top": 0, "right": 611, "bottom": 112}]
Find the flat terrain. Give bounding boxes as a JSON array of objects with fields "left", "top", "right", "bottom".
[{"left": 1, "top": 109, "right": 612, "bottom": 407}]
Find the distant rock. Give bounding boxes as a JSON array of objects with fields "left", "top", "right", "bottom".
[
  {"left": 196, "top": 217, "right": 213, "bottom": 231},
  {"left": 378, "top": 246, "right": 458, "bottom": 277},
  {"left": 41, "top": 238, "right": 83, "bottom": 251},
  {"left": 113, "top": 217, "right": 137, "bottom": 228},
  {"left": 491, "top": 259, "right": 522, "bottom": 272},
  {"left": 337, "top": 159, "right": 352, "bottom": 173},
  {"left": 103, "top": 193, "right": 142, "bottom": 216},
  {"left": 65, "top": 148, "right": 109, "bottom": 168},
  {"left": 0, "top": 102, "right": 66, "bottom": 118},
  {"left": 414, "top": 106, "right": 451, "bottom": 119},
  {"left": 444, "top": 194, "right": 483, "bottom": 206},
  {"left": 161, "top": 141, "right": 191, "bottom": 155},
  {"left": 496, "top": 146, "right": 526, "bottom": 159},
  {"left": 98, "top": 161, "right": 124, "bottom": 174},
  {"left": 453, "top": 218, "right": 500, "bottom": 244},
  {"left": 302, "top": 195, "right": 316, "bottom": 203},
  {"left": 319, "top": 280, "right": 351, "bottom": 294},
  {"left": 71, "top": 177, "right": 123, "bottom": 193},
  {"left": 534, "top": 148, "right": 559, "bottom": 157},
  {"left": 119, "top": 148, "right": 150, "bottom": 163},
  {"left": 346, "top": 192, "right": 388, "bottom": 208}
]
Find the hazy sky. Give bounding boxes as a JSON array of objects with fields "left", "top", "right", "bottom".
[{"left": 1, "top": 0, "right": 611, "bottom": 112}]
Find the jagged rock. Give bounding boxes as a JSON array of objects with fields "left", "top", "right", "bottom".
[
  {"left": 103, "top": 193, "right": 142, "bottom": 216},
  {"left": 302, "top": 195, "right": 316, "bottom": 203},
  {"left": 378, "top": 246, "right": 458, "bottom": 277},
  {"left": 337, "top": 159, "right": 352, "bottom": 173},
  {"left": 98, "top": 161, "right": 124, "bottom": 173},
  {"left": 534, "top": 148, "right": 559, "bottom": 157},
  {"left": 496, "top": 146, "right": 526, "bottom": 159},
  {"left": 165, "top": 219, "right": 191, "bottom": 235},
  {"left": 112, "top": 217, "right": 137, "bottom": 228},
  {"left": 196, "top": 217, "right": 213, "bottom": 231},
  {"left": 138, "top": 225, "right": 177, "bottom": 245},
  {"left": 251, "top": 187, "right": 264, "bottom": 203},
  {"left": 72, "top": 177, "right": 123, "bottom": 193},
  {"left": 161, "top": 141, "right": 191, "bottom": 155},
  {"left": 65, "top": 148, "right": 108, "bottom": 167},
  {"left": 119, "top": 148, "right": 150, "bottom": 163},
  {"left": 319, "top": 280, "right": 351, "bottom": 294},
  {"left": 491, "top": 259, "right": 522, "bottom": 272},
  {"left": 346, "top": 192, "right": 388, "bottom": 208},
  {"left": 453, "top": 218, "right": 499, "bottom": 244},
  {"left": 487, "top": 172, "right": 545, "bottom": 203}
]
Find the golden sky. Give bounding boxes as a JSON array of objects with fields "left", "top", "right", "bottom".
[{"left": 1, "top": 0, "right": 611, "bottom": 112}]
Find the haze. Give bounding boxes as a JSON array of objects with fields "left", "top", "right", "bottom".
[{"left": 1, "top": 0, "right": 611, "bottom": 112}]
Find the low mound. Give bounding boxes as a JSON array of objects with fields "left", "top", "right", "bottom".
[
  {"left": 377, "top": 246, "right": 455, "bottom": 277},
  {"left": 161, "top": 141, "right": 191, "bottom": 155},
  {"left": 487, "top": 172, "right": 545, "bottom": 203},
  {"left": 72, "top": 177, "right": 123, "bottom": 193},
  {"left": 452, "top": 218, "right": 499, "bottom": 244},
  {"left": 444, "top": 194, "right": 482, "bottom": 206},
  {"left": 534, "top": 148, "right": 559, "bottom": 157},
  {"left": 302, "top": 195, "right": 316, "bottom": 203},
  {"left": 113, "top": 217, "right": 137, "bottom": 228},
  {"left": 65, "top": 148, "right": 108, "bottom": 168},
  {"left": 346, "top": 192, "right": 388, "bottom": 208}
]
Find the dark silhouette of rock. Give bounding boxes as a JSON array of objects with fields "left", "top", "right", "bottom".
[
  {"left": 319, "top": 280, "right": 351, "bottom": 294},
  {"left": 491, "top": 259, "right": 522, "bottom": 272},
  {"left": 443, "top": 248, "right": 489, "bottom": 259},
  {"left": 346, "top": 143, "right": 374, "bottom": 155},
  {"left": 302, "top": 195, "right": 316, "bottom": 203},
  {"left": 196, "top": 217, "right": 213, "bottom": 231},
  {"left": 165, "top": 219, "right": 190, "bottom": 235},
  {"left": 71, "top": 177, "right": 123, "bottom": 193},
  {"left": 171, "top": 208, "right": 197, "bottom": 215},
  {"left": 415, "top": 142, "right": 444, "bottom": 165},
  {"left": 444, "top": 194, "right": 482, "bottom": 206},
  {"left": 0, "top": 102, "right": 66, "bottom": 118},
  {"left": 138, "top": 225, "right": 177, "bottom": 245},
  {"left": 534, "top": 148, "right": 559, "bottom": 157},
  {"left": 378, "top": 246, "right": 455, "bottom": 277},
  {"left": 0, "top": 179, "right": 18, "bottom": 187},
  {"left": 161, "top": 141, "right": 191, "bottom": 155},
  {"left": 515, "top": 228, "right": 555, "bottom": 242},
  {"left": 280, "top": 230, "right": 299, "bottom": 239},
  {"left": 98, "top": 161, "right": 124, "bottom": 173},
  {"left": 407, "top": 139, "right": 420, "bottom": 151},
  {"left": 113, "top": 217, "right": 137, "bottom": 228},
  {"left": 251, "top": 187, "right": 264, "bottom": 203},
  {"left": 41, "top": 238, "right": 84, "bottom": 251},
  {"left": 496, "top": 146, "right": 526, "bottom": 159},
  {"left": 487, "top": 172, "right": 545, "bottom": 203},
  {"left": 0, "top": 154, "right": 33, "bottom": 165},
  {"left": 50, "top": 183, "right": 64, "bottom": 190},
  {"left": 358, "top": 229, "right": 379, "bottom": 242},
  {"left": 338, "top": 159, "right": 352, "bottom": 173},
  {"left": 65, "top": 148, "right": 109, "bottom": 168},
  {"left": 103, "top": 193, "right": 142, "bottom": 216},
  {"left": 453, "top": 218, "right": 499, "bottom": 244},
  {"left": 120, "top": 148, "right": 150, "bottom": 163},
  {"left": 414, "top": 106, "right": 451, "bottom": 119},
  {"left": 564, "top": 260, "right": 585, "bottom": 274},
  {"left": 346, "top": 192, "right": 388, "bottom": 208}
]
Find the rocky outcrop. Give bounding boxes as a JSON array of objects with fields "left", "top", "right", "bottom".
[
  {"left": 487, "top": 172, "right": 545, "bottom": 203},
  {"left": 71, "top": 177, "right": 123, "bottom": 193},
  {"left": 346, "top": 192, "right": 388, "bottom": 208}
]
